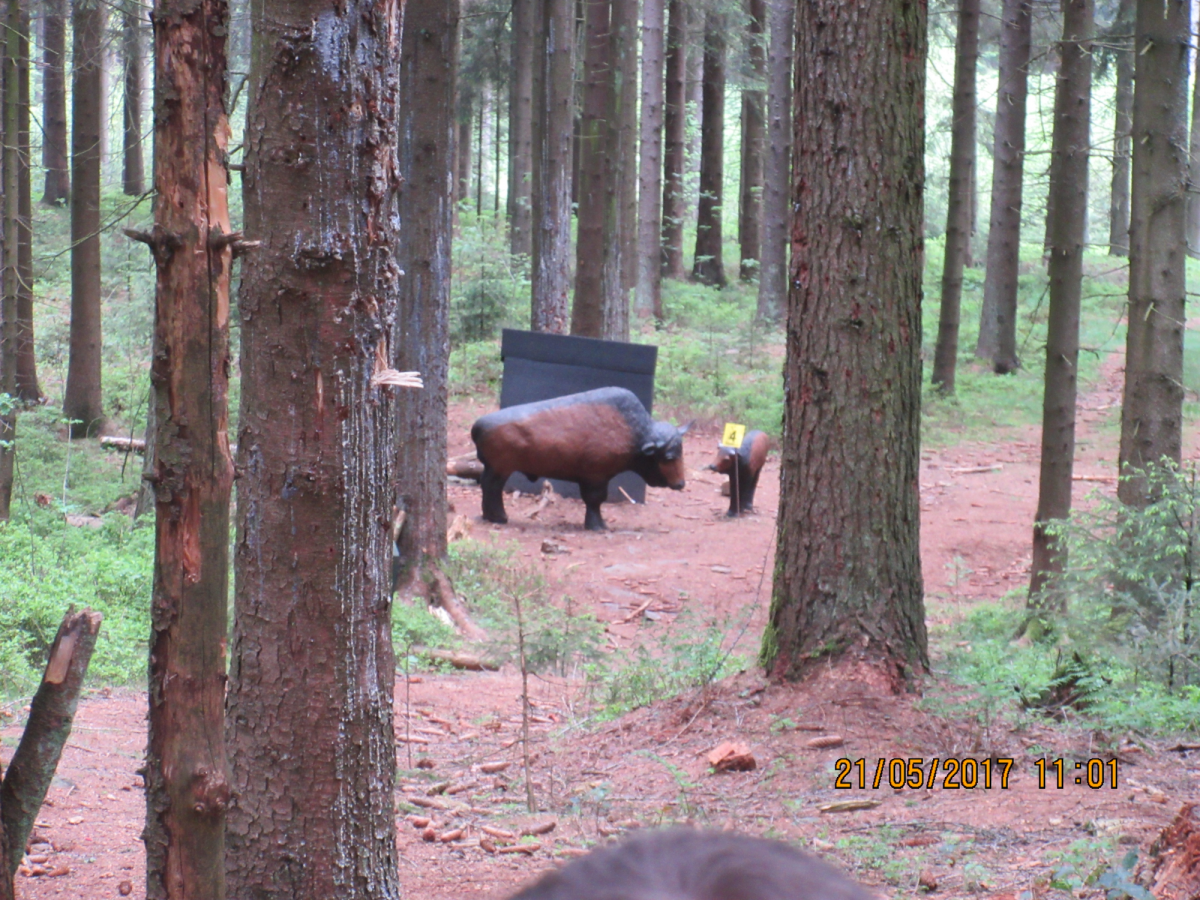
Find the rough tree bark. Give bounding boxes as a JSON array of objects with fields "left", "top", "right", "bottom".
[
  {"left": 739, "top": 0, "right": 766, "bottom": 282},
  {"left": 123, "top": 0, "right": 145, "bottom": 196},
  {"left": 396, "top": 0, "right": 456, "bottom": 590},
  {"left": 1028, "top": 0, "right": 1093, "bottom": 603},
  {"left": 1, "top": 609, "right": 103, "bottom": 876},
  {"left": 691, "top": 12, "right": 726, "bottom": 287},
  {"left": 508, "top": 0, "right": 534, "bottom": 257},
  {"left": 15, "top": 3, "right": 38, "bottom": 405},
  {"left": 0, "top": 0, "right": 18, "bottom": 521},
  {"left": 225, "top": 0, "right": 405, "bottom": 892},
  {"left": 573, "top": 0, "right": 625, "bottom": 339},
  {"left": 756, "top": 0, "right": 792, "bottom": 322},
  {"left": 139, "top": 0, "right": 235, "bottom": 891},
  {"left": 1107, "top": 0, "right": 1133, "bottom": 257},
  {"left": 764, "top": 0, "right": 927, "bottom": 682},
  {"left": 635, "top": 0, "right": 665, "bottom": 320},
  {"left": 975, "top": 0, "right": 1031, "bottom": 369},
  {"left": 64, "top": 0, "right": 106, "bottom": 438},
  {"left": 930, "top": 0, "right": 980, "bottom": 393},
  {"left": 660, "top": 0, "right": 687, "bottom": 280},
  {"left": 531, "top": 0, "right": 575, "bottom": 333},
  {"left": 1117, "top": 0, "right": 1190, "bottom": 508},
  {"left": 41, "top": 0, "right": 69, "bottom": 206}
]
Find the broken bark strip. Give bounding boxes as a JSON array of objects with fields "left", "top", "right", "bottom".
[
  {"left": 1, "top": 608, "right": 103, "bottom": 875},
  {"left": 142, "top": 0, "right": 235, "bottom": 893}
]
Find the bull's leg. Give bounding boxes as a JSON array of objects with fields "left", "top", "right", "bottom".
[
  {"left": 739, "top": 470, "right": 760, "bottom": 513},
  {"left": 579, "top": 481, "right": 608, "bottom": 531},
  {"left": 480, "top": 465, "right": 509, "bottom": 524}
]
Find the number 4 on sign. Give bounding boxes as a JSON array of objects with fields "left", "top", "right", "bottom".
[{"left": 720, "top": 423, "right": 746, "bottom": 448}]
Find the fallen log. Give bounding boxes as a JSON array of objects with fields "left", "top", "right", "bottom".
[
  {"left": 1, "top": 608, "right": 103, "bottom": 877},
  {"left": 446, "top": 458, "right": 484, "bottom": 481},
  {"left": 413, "top": 647, "right": 500, "bottom": 672},
  {"left": 99, "top": 435, "right": 145, "bottom": 453}
]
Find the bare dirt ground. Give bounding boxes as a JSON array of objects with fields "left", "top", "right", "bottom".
[{"left": 4, "top": 355, "right": 1198, "bottom": 900}]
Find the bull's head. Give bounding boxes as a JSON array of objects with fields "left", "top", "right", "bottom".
[{"left": 640, "top": 421, "right": 691, "bottom": 490}]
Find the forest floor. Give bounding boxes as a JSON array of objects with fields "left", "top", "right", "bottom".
[{"left": 4, "top": 352, "right": 1199, "bottom": 900}]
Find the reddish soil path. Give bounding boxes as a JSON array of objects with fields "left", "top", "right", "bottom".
[{"left": 4, "top": 354, "right": 1196, "bottom": 900}]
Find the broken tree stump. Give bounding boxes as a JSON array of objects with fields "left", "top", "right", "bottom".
[{"left": 0, "top": 607, "right": 103, "bottom": 877}]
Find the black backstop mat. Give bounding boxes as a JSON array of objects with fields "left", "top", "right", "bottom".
[{"left": 498, "top": 328, "right": 658, "bottom": 503}]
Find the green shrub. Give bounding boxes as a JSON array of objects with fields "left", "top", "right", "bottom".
[
  {"left": 0, "top": 515, "right": 152, "bottom": 697},
  {"left": 1037, "top": 461, "right": 1200, "bottom": 693}
]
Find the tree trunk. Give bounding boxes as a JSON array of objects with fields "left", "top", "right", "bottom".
[
  {"left": 612, "top": 0, "right": 636, "bottom": 334},
  {"left": 756, "top": 0, "right": 791, "bottom": 322},
  {"left": 1187, "top": 1, "right": 1200, "bottom": 258},
  {"left": 1117, "top": 0, "right": 1189, "bottom": 508},
  {"left": 41, "top": 0, "right": 69, "bottom": 206},
  {"left": 930, "top": 0, "right": 980, "bottom": 393},
  {"left": 15, "top": 3, "right": 37, "bottom": 405},
  {"left": 508, "top": 0, "right": 534, "bottom": 257},
  {"left": 635, "top": 0, "right": 665, "bottom": 320},
  {"left": 64, "top": 0, "right": 106, "bottom": 439},
  {"left": 0, "top": 0, "right": 18, "bottom": 521},
  {"left": 619, "top": 0, "right": 638, "bottom": 300},
  {"left": 1028, "top": 0, "right": 1093, "bottom": 603},
  {"left": 764, "top": 0, "right": 927, "bottom": 682},
  {"left": 456, "top": 92, "right": 473, "bottom": 219},
  {"left": 1, "top": 608, "right": 103, "bottom": 876},
  {"left": 141, "top": 0, "right": 234, "bottom": 892},
  {"left": 572, "top": 0, "right": 620, "bottom": 338},
  {"left": 660, "top": 0, "right": 687, "bottom": 280},
  {"left": 531, "top": 0, "right": 575, "bottom": 334},
  {"left": 685, "top": 14, "right": 702, "bottom": 227},
  {"left": 122, "top": 0, "right": 145, "bottom": 196},
  {"left": 691, "top": 13, "right": 726, "bottom": 287},
  {"left": 396, "top": 0, "right": 455, "bottom": 583},
  {"left": 738, "top": 0, "right": 766, "bottom": 282},
  {"left": 975, "top": 0, "right": 1031, "bottom": 369},
  {"left": 1107, "top": 0, "right": 1133, "bottom": 257},
  {"left": 226, "top": 0, "right": 404, "bottom": 892}
]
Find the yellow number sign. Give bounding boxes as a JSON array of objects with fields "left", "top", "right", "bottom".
[{"left": 720, "top": 423, "right": 746, "bottom": 448}]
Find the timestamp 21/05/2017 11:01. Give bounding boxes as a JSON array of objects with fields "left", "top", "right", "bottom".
[{"left": 833, "top": 757, "right": 1120, "bottom": 791}]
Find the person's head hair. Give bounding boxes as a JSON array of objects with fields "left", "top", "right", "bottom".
[{"left": 506, "top": 829, "right": 872, "bottom": 900}]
